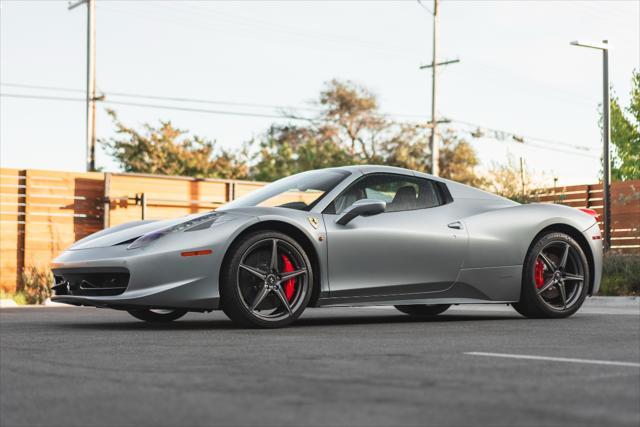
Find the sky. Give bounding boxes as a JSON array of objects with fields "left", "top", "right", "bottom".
[{"left": 1, "top": 0, "right": 639, "bottom": 186}]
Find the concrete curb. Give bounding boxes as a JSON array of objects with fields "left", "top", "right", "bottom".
[
  {"left": 587, "top": 296, "right": 639, "bottom": 305},
  {"left": 0, "top": 298, "right": 67, "bottom": 309},
  {"left": 0, "top": 299, "right": 19, "bottom": 308}
]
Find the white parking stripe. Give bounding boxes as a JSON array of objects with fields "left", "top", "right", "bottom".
[{"left": 465, "top": 352, "right": 640, "bottom": 368}]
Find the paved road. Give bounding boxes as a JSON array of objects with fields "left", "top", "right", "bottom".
[{"left": 1, "top": 301, "right": 639, "bottom": 427}]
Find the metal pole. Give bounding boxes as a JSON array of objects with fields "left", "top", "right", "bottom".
[
  {"left": 602, "top": 43, "right": 611, "bottom": 251},
  {"left": 141, "top": 193, "right": 147, "bottom": 220},
  {"left": 429, "top": 0, "right": 439, "bottom": 176},
  {"left": 86, "top": 0, "right": 97, "bottom": 172}
]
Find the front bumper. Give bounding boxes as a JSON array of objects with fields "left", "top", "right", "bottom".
[
  {"left": 49, "top": 217, "right": 252, "bottom": 310},
  {"left": 51, "top": 244, "right": 221, "bottom": 310}
]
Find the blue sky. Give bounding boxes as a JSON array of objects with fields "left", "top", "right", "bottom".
[{"left": 1, "top": 0, "right": 639, "bottom": 185}]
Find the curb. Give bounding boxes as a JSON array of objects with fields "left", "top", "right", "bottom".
[
  {"left": 588, "top": 296, "right": 639, "bottom": 305},
  {"left": 0, "top": 299, "right": 19, "bottom": 308},
  {"left": 0, "top": 298, "right": 68, "bottom": 309}
]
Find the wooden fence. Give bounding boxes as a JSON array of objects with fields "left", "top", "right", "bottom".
[
  {"left": 533, "top": 180, "right": 640, "bottom": 253},
  {"left": 0, "top": 168, "right": 267, "bottom": 292},
  {"left": 1, "top": 168, "right": 638, "bottom": 292}
]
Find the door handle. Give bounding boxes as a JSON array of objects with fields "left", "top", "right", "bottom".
[{"left": 447, "top": 221, "right": 463, "bottom": 230}]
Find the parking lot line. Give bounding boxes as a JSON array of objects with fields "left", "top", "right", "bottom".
[{"left": 465, "top": 352, "right": 640, "bottom": 368}]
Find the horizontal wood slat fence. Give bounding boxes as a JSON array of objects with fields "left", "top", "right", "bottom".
[
  {"left": 531, "top": 180, "right": 639, "bottom": 253},
  {"left": 1, "top": 168, "right": 638, "bottom": 292},
  {"left": 0, "top": 168, "right": 267, "bottom": 292}
]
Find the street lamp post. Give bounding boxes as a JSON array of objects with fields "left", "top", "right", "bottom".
[{"left": 570, "top": 40, "right": 612, "bottom": 252}]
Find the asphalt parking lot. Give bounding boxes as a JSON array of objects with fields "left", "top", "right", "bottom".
[{"left": 1, "top": 300, "right": 639, "bottom": 427}]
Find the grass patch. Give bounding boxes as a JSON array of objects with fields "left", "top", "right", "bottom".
[
  {"left": 0, "top": 289, "right": 28, "bottom": 305},
  {"left": 599, "top": 252, "right": 640, "bottom": 296}
]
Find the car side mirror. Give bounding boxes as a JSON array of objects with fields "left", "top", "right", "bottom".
[{"left": 336, "top": 199, "right": 386, "bottom": 226}]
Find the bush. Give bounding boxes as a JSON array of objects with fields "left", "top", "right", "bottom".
[
  {"left": 19, "top": 266, "right": 53, "bottom": 305},
  {"left": 598, "top": 252, "right": 640, "bottom": 296},
  {"left": 0, "top": 289, "right": 27, "bottom": 305}
]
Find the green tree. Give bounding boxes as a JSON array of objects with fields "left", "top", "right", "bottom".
[
  {"left": 100, "top": 110, "right": 248, "bottom": 179},
  {"left": 252, "top": 79, "right": 483, "bottom": 184},
  {"left": 438, "top": 132, "right": 486, "bottom": 188},
  {"left": 319, "top": 79, "right": 387, "bottom": 161},
  {"left": 251, "top": 125, "right": 353, "bottom": 182},
  {"left": 484, "top": 155, "right": 547, "bottom": 203},
  {"left": 607, "top": 69, "right": 639, "bottom": 180}
]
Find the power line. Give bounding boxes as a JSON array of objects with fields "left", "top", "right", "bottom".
[
  {"left": 99, "top": 2, "right": 419, "bottom": 60},
  {"left": 0, "top": 89, "right": 595, "bottom": 158},
  {"left": 105, "top": 100, "right": 314, "bottom": 121},
  {"left": 451, "top": 119, "right": 596, "bottom": 153},
  {"left": 0, "top": 82, "right": 596, "bottom": 153},
  {"left": 0, "top": 92, "right": 313, "bottom": 121},
  {"left": 0, "top": 82, "right": 322, "bottom": 113}
]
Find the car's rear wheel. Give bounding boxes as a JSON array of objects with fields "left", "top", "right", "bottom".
[
  {"left": 220, "top": 231, "right": 313, "bottom": 328},
  {"left": 513, "top": 231, "right": 589, "bottom": 319},
  {"left": 394, "top": 304, "right": 451, "bottom": 317},
  {"left": 127, "top": 309, "right": 188, "bottom": 322}
]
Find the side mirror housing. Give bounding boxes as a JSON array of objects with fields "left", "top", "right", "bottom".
[{"left": 336, "top": 199, "right": 386, "bottom": 226}]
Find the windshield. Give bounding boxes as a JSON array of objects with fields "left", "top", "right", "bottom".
[{"left": 220, "top": 169, "right": 351, "bottom": 211}]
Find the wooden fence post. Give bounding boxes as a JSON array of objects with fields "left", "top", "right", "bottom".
[
  {"left": 16, "top": 170, "right": 27, "bottom": 290},
  {"left": 103, "top": 172, "right": 111, "bottom": 229}
]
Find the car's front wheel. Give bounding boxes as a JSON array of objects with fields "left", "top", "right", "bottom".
[
  {"left": 394, "top": 304, "right": 451, "bottom": 317},
  {"left": 127, "top": 309, "right": 188, "bottom": 323},
  {"left": 513, "top": 231, "right": 590, "bottom": 319},
  {"left": 220, "top": 231, "right": 313, "bottom": 328}
]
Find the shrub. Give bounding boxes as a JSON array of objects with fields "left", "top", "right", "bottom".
[
  {"left": 19, "top": 266, "right": 53, "bottom": 305},
  {"left": 598, "top": 252, "right": 640, "bottom": 296}
]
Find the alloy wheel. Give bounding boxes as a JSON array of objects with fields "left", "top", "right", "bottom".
[
  {"left": 236, "top": 238, "right": 309, "bottom": 321},
  {"left": 533, "top": 240, "right": 586, "bottom": 311}
]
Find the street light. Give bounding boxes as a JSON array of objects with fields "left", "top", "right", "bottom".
[{"left": 570, "top": 40, "right": 612, "bottom": 252}]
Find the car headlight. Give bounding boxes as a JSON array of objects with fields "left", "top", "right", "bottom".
[{"left": 127, "top": 212, "right": 224, "bottom": 250}]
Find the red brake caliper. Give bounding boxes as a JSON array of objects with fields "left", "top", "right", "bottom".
[
  {"left": 534, "top": 258, "right": 545, "bottom": 288},
  {"left": 281, "top": 255, "right": 296, "bottom": 301}
]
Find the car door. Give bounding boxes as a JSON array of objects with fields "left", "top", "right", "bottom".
[{"left": 322, "top": 173, "right": 467, "bottom": 298}]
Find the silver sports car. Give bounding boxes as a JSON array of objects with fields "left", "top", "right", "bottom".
[{"left": 51, "top": 165, "right": 603, "bottom": 328}]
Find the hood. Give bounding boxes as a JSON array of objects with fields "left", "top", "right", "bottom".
[{"left": 68, "top": 214, "right": 204, "bottom": 250}]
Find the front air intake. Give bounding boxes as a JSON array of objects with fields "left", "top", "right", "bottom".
[{"left": 52, "top": 268, "right": 130, "bottom": 297}]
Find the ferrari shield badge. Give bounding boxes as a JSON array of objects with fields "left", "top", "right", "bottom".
[{"left": 308, "top": 216, "right": 319, "bottom": 229}]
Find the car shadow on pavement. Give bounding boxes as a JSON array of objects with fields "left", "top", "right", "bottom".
[{"left": 50, "top": 312, "right": 519, "bottom": 332}]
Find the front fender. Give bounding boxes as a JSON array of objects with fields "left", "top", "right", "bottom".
[{"left": 216, "top": 207, "right": 329, "bottom": 298}]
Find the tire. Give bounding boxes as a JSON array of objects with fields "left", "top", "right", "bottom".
[
  {"left": 127, "top": 308, "right": 188, "bottom": 323},
  {"left": 394, "top": 304, "right": 451, "bottom": 317},
  {"left": 220, "top": 230, "right": 313, "bottom": 328},
  {"left": 513, "top": 231, "right": 590, "bottom": 319}
]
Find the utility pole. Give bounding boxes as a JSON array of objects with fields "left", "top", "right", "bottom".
[
  {"left": 570, "top": 40, "right": 612, "bottom": 251},
  {"left": 519, "top": 157, "right": 526, "bottom": 200},
  {"left": 418, "top": 0, "right": 459, "bottom": 177},
  {"left": 430, "top": 0, "right": 439, "bottom": 177},
  {"left": 69, "top": 0, "right": 97, "bottom": 172}
]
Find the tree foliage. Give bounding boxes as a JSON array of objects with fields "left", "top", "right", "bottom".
[
  {"left": 484, "top": 155, "right": 545, "bottom": 203},
  {"left": 100, "top": 110, "right": 248, "bottom": 179},
  {"left": 251, "top": 79, "right": 483, "bottom": 184},
  {"left": 250, "top": 124, "right": 353, "bottom": 182},
  {"left": 608, "top": 70, "right": 640, "bottom": 181},
  {"left": 102, "top": 80, "right": 484, "bottom": 186}
]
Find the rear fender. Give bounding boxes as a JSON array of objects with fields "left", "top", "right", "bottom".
[{"left": 461, "top": 203, "right": 597, "bottom": 269}]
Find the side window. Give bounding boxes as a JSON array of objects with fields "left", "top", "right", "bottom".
[{"left": 330, "top": 174, "right": 444, "bottom": 214}]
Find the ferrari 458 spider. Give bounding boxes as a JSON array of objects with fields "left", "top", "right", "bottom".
[{"left": 51, "top": 165, "right": 602, "bottom": 328}]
